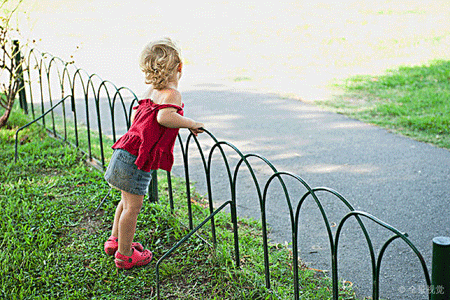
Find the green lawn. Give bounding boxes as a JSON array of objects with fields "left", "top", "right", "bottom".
[
  {"left": 1, "top": 109, "right": 356, "bottom": 299},
  {"left": 321, "top": 60, "right": 450, "bottom": 149}
]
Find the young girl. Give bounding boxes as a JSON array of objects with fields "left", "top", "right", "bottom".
[{"left": 103, "top": 38, "right": 204, "bottom": 269}]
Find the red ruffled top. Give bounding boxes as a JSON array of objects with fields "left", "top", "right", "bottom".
[{"left": 112, "top": 99, "right": 183, "bottom": 172}]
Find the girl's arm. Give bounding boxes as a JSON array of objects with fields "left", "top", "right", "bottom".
[{"left": 157, "top": 90, "right": 204, "bottom": 135}]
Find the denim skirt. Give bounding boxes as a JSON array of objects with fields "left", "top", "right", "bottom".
[{"left": 104, "top": 149, "right": 152, "bottom": 195}]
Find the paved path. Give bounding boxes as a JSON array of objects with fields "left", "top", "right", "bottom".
[{"left": 169, "top": 84, "right": 450, "bottom": 300}]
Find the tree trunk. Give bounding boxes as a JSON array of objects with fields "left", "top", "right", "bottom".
[
  {"left": 0, "top": 105, "right": 12, "bottom": 127},
  {"left": 0, "top": 92, "right": 17, "bottom": 128}
]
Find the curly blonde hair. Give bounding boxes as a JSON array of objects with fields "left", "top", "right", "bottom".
[{"left": 139, "top": 38, "right": 182, "bottom": 90}]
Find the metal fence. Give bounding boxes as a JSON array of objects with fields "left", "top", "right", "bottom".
[{"left": 13, "top": 46, "right": 450, "bottom": 300}]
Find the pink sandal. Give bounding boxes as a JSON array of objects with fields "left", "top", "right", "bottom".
[
  {"left": 104, "top": 236, "right": 144, "bottom": 256},
  {"left": 115, "top": 248, "right": 153, "bottom": 269}
]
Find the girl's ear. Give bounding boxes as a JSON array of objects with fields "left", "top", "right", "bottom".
[{"left": 177, "top": 63, "right": 183, "bottom": 73}]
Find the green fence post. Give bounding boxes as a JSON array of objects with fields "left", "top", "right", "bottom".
[
  {"left": 148, "top": 170, "right": 158, "bottom": 203},
  {"left": 431, "top": 236, "right": 450, "bottom": 300},
  {"left": 13, "top": 40, "right": 27, "bottom": 114}
]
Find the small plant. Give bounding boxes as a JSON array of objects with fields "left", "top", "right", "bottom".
[{"left": 0, "top": 0, "right": 25, "bottom": 128}]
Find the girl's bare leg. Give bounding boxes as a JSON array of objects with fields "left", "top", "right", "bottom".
[
  {"left": 117, "top": 190, "right": 144, "bottom": 257},
  {"left": 111, "top": 199, "right": 123, "bottom": 238}
]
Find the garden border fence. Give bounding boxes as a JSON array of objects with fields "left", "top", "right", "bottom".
[{"left": 12, "top": 44, "right": 450, "bottom": 300}]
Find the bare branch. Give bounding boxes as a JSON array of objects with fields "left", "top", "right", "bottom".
[{"left": 0, "top": 93, "right": 7, "bottom": 108}]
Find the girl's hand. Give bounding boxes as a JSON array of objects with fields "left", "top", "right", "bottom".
[{"left": 189, "top": 122, "right": 204, "bottom": 136}]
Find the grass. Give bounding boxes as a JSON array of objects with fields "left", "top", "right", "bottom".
[
  {"left": 0, "top": 107, "right": 357, "bottom": 299},
  {"left": 320, "top": 59, "right": 450, "bottom": 149}
]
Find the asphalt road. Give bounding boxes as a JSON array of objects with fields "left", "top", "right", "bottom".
[{"left": 167, "top": 84, "right": 450, "bottom": 300}]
